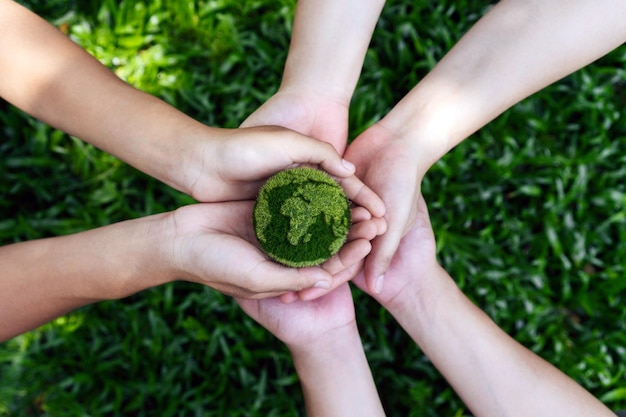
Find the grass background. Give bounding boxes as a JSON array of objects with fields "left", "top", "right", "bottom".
[{"left": 1, "top": 0, "right": 626, "bottom": 415}]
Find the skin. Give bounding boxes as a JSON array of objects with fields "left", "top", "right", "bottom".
[
  {"left": 241, "top": 0, "right": 386, "bottom": 154},
  {"left": 240, "top": 0, "right": 387, "bottom": 301},
  {"left": 0, "top": 0, "right": 388, "bottom": 339},
  {"left": 0, "top": 201, "right": 380, "bottom": 342},
  {"left": 352, "top": 196, "right": 615, "bottom": 417},
  {"left": 237, "top": 196, "right": 614, "bottom": 416},
  {"left": 347, "top": 0, "right": 626, "bottom": 290},
  {"left": 0, "top": 0, "right": 385, "bottom": 205},
  {"left": 237, "top": 283, "right": 386, "bottom": 417},
  {"left": 244, "top": 0, "right": 626, "bottom": 293}
]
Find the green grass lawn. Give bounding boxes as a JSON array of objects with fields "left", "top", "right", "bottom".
[{"left": 2, "top": 0, "right": 626, "bottom": 415}]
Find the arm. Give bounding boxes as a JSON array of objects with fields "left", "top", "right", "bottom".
[
  {"left": 379, "top": 0, "right": 626, "bottom": 164},
  {"left": 392, "top": 267, "right": 613, "bottom": 417},
  {"left": 348, "top": 0, "right": 626, "bottom": 289},
  {"left": 0, "top": 0, "right": 198, "bottom": 193},
  {"left": 0, "top": 0, "right": 380, "bottom": 206},
  {"left": 290, "top": 316, "right": 384, "bottom": 417},
  {"left": 237, "top": 284, "right": 385, "bottom": 417},
  {"left": 242, "top": 0, "right": 386, "bottom": 153},
  {"left": 354, "top": 197, "right": 614, "bottom": 417},
  {"left": 0, "top": 201, "right": 362, "bottom": 342}
]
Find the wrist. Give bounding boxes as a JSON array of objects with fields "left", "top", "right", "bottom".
[
  {"left": 287, "top": 321, "right": 361, "bottom": 365},
  {"left": 76, "top": 213, "right": 174, "bottom": 300},
  {"left": 384, "top": 264, "right": 461, "bottom": 343},
  {"left": 377, "top": 82, "right": 462, "bottom": 171},
  {"left": 287, "top": 323, "right": 384, "bottom": 417}
]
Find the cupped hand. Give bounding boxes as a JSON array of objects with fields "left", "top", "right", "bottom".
[
  {"left": 186, "top": 125, "right": 354, "bottom": 202},
  {"left": 352, "top": 194, "right": 439, "bottom": 311},
  {"left": 160, "top": 200, "right": 383, "bottom": 299},
  {"left": 344, "top": 123, "right": 425, "bottom": 294}
]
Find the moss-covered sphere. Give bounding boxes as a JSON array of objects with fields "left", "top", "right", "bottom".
[{"left": 253, "top": 167, "right": 351, "bottom": 267}]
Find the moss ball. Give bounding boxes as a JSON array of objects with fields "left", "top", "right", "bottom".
[{"left": 253, "top": 167, "right": 351, "bottom": 268}]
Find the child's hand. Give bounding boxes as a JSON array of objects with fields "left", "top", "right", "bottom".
[
  {"left": 237, "top": 282, "right": 385, "bottom": 417},
  {"left": 240, "top": 90, "right": 350, "bottom": 154},
  {"left": 185, "top": 126, "right": 385, "bottom": 220},
  {"left": 344, "top": 124, "right": 428, "bottom": 295},
  {"left": 158, "top": 201, "right": 383, "bottom": 299},
  {"left": 237, "top": 281, "right": 355, "bottom": 347},
  {"left": 352, "top": 193, "right": 439, "bottom": 311}
]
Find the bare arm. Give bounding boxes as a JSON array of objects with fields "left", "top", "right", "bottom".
[
  {"left": 242, "top": 0, "right": 385, "bottom": 153},
  {"left": 0, "top": 0, "right": 208, "bottom": 193},
  {"left": 280, "top": 0, "right": 385, "bottom": 105},
  {"left": 389, "top": 265, "right": 614, "bottom": 417},
  {"left": 290, "top": 323, "right": 385, "bottom": 417},
  {"left": 380, "top": 0, "right": 626, "bottom": 165},
  {"left": 0, "top": 0, "right": 375, "bottom": 204},
  {"left": 237, "top": 285, "right": 386, "bottom": 417},
  {"left": 0, "top": 202, "right": 358, "bottom": 342},
  {"left": 0, "top": 213, "right": 168, "bottom": 341},
  {"left": 354, "top": 197, "right": 614, "bottom": 417},
  {"left": 348, "top": 0, "right": 626, "bottom": 289}
]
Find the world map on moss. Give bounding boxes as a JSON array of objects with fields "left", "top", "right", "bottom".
[{"left": 253, "top": 167, "right": 351, "bottom": 267}]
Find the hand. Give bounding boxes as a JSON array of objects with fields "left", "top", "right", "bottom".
[
  {"left": 237, "top": 281, "right": 355, "bottom": 347},
  {"left": 238, "top": 282, "right": 386, "bottom": 417},
  {"left": 160, "top": 201, "right": 383, "bottom": 299},
  {"left": 352, "top": 193, "right": 439, "bottom": 311},
  {"left": 344, "top": 123, "right": 427, "bottom": 294},
  {"left": 184, "top": 125, "right": 356, "bottom": 202},
  {"left": 241, "top": 90, "right": 350, "bottom": 154},
  {"left": 240, "top": 98, "right": 387, "bottom": 299}
]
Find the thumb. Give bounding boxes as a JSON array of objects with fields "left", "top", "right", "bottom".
[
  {"left": 364, "top": 226, "right": 404, "bottom": 295},
  {"left": 249, "top": 261, "right": 334, "bottom": 297},
  {"left": 283, "top": 133, "right": 356, "bottom": 178}
]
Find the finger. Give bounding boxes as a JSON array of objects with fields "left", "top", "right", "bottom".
[
  {"left": 337, "top": 175, "right": 386, "bottom": 218},
  {"left": 298, "top": 261, "right": 362, "bottom": 301},
  {"left": 372, "top": 216, "right": 388, "bottom": 236},
  {"left": 351, "top": 206, "right": 372, "bottom": 223},
  {"left": 348, "top": 219, "right": 379, "bottom": 242},
  {"left": 225, "top": 258, "right": 333, "bottom": 299},
  {"left": 322, "top": 238, "right": 372, "bottom": 276},
  {"left": 331, "top": 259, "right": 365, "bottom": 288},
  {"left": 282, "top": 133, "right": 356, "bottom": 178},
  {"left": 364, "top": 227, "right": 405, "bottom": 294},
  {"left": 279, "top": 291, "right": 299, "bottom": 304},
  {"left": 295, "top": 239, "right": 371, "bottom": 301}
]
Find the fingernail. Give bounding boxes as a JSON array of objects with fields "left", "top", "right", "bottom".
[
  {"left": 342, "top": 159, "right": 355, "bottom": 172},
  {"left": 314, "top": 280, "right": 331, "bottom": 289},
  {"left": 374, "top": 275, "right": 385, "bottom": 294}
]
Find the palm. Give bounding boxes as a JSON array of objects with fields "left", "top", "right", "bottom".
[
  {"left": 236, "top": 283, "right": 355, "bottom": 346},
  {"left": 167, "top": 201, "right": 335, "bottom": 299},
  {"left": 353, "top": 195, "right": 438, "bottom": 309},
  {"left": 241, "top": 90, "right": 349, "bottom": 154},
  {"left": 345, "top": 125, "right": 422, "bottom": 289}
]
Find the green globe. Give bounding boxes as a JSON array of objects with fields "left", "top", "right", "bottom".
[{"left": 253, "top": 167, "right": 351, "bottom": 267}]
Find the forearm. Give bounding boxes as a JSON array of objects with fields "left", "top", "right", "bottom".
[
  {"left": 0, "top": 214, "right": 170, "bottom": 341},
  {"left": 289, "top": 325, "right": 385, "bottom": 417},
  {"left": 0, "top": 0, "right": 210, "bottom": 194},
  {"left": 388, "top": 266, "right": 613, "bottom": 417},
  {"left": 380, "top": 0, "right": 626, "bottom": 167},
  {"left": 280, "top": 0, "right": 386, "bottom": 105}
]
